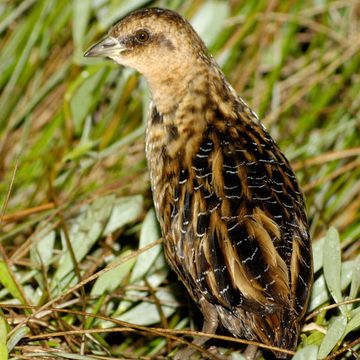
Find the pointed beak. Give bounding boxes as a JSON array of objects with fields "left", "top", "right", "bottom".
[{"left": 84, "top": 36, "right": 124, "bottom": 58}]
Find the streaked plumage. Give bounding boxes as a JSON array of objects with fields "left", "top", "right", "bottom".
[{"left": 85, "top": 8, "right": 313, "bottom": 359}]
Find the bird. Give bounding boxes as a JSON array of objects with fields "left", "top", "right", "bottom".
[{"left": 84, "top": 7, "right": 313, "bottom": 359}]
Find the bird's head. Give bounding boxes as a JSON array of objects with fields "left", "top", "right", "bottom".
[{"left": 84, "top": 8, "right": 210, "bottom": 86}]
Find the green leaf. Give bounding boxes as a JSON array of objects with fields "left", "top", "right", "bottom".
[
  {"left": 343, "top": 307, "right": 360, "bottom": 338},
  {"left": 0, "top": 261, "right": 26, "bottom": 305},
  {"left": 302, "top": 331, "right": 325, "bottom": 347},
  {"left": 191, "top": 1, "right": 229, "bottom": 47},
  {"left": 62, "top": 140, "right": 97, "bottom": 162},
  {"left": 53, "top": 195, "right": 114, "bottom": 284},
  {"left": 97, "top": 0, "right": 150, "bottom": 30},
  {"left": 113, "top": 250, "right": 169, "bottom": 321},
  {"left": 7, "top": 326, "right": 30, "bottom": 352},
  {"left": 349, "top": 255, "right": 360, "bottom": 300},
  {"left": 72, "top": 0, "right": 91, "bottom": 58},
  {"left": 231, "top": 353, "right": 245, "bottom": 360},
  {"left": 0, "top": 309, "right": 9, "bottom": 359},
  {"left": 0, "top": 310, "right": 8, "bottom": 343},
  {"left": 293, "top": 345, "right": 318, "bottom": 360},
  {"left": 309, "top": 260, "right": 354, "bottom": 311},
  {"left": 130, "top": 208, "right": 161, "bottom": 283},
  {"left": 103, "top": 195, "right": 143, "bottom": 236},
  {"left": 0, "top": 0, "right": 54, "bottom": 125},
  {"left": 90, "top": 250, "right": 136, "bottom": 296},
  {"left": 69, "top": 69, "right": 105, "bottom": 134},
  {"left": 323, "top": 227, "right": 343, "bottom": 306},
  {"left": 85, "top": 293, "right": 106, "bottom": 330},
  {"left": 0, "top": 344, "right": 8, "bottom": 360},
  {"left": 145, "top": 250, "right": 169, "bottom": 288},
  {"left": 115, "top": 289, "right": 177, "bottom": 326},
  {"left": 318, "top": 315, "right": 347, "bottom": 359},
  {"left": 0, "top": 0, "right": 36, "bottom": 34},
  {"left": 312, "top": 237, "right": 324, "bottom": 273},
  {"left": 30, "top": 223, "right": 55, "bottom": 267}
]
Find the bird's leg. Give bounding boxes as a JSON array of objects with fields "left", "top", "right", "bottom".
[
  {"left": 174, "top": 300, "right": 219, "bottom": 360},
  {"left": 242, "top": 345, "right": 259, "bottom": 360}
]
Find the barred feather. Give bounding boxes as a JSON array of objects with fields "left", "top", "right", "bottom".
[
  {"left": 85, "top": 7, "right": 313, "bottom": 358},
  {"left": 147, "top": 97, "right": 312, "bottom": 354}
]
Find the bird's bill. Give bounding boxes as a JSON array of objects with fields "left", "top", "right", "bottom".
[{"left": 84, "top": 36, "right": 124, "bottom": 58}]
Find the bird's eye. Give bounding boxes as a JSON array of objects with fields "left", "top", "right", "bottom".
[{"left": 135, "top": 29, "right": 150, "bottom": 43}]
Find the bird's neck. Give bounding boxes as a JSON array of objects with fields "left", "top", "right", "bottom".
[
  {"left": 146, "top": 60, "right": 238, "bottom": 118},
  {"left": 145, "top": 62, "right": 239, "bottom": 164}
]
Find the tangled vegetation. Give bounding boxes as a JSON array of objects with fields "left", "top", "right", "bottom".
[{"left": 0, "top": 1, "right": 359, "bottom": 359}]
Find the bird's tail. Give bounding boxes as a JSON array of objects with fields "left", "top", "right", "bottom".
[{"left": 256, "top": 310, "right": 300, "bottom": 359}]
